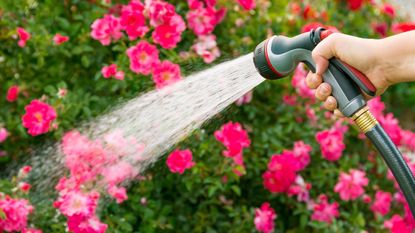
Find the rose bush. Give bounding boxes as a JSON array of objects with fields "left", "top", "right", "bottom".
[{"left": 1, "top": 0, "right": 415, "bottom": 232}]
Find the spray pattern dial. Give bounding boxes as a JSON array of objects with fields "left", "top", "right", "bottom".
[{"left": 253, "top": 27, "right": 377, "bottom": 117}]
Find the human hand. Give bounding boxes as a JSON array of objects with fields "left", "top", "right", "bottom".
[{"left": 305, "top": 32, "right": 392, "bottom": 115}]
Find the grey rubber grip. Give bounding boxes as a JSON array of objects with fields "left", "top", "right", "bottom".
[{"left": 366, "top": 124, "right": 415, "bottom": 216}]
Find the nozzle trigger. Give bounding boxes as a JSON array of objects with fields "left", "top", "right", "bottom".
[{"left": 330, "top": 58, "right": 377, "bottom": 96}]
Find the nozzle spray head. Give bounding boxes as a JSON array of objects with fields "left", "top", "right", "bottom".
[{"left": 253, "top": 28, "right": 331, "bottom": 79}]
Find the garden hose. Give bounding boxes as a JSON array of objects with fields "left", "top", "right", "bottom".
[
  {"left": 353, "top": 107, "right": 415, "bottom": 215},
  {"left": 252, "top": 27, "right": 415, "bottom": 216}
]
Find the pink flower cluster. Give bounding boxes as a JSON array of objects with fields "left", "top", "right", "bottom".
[
  {"left": 254, "top": 202, "right": 276, "bottom": 233},
  {"left": 315, "top": 122, "right": 347, "bottom": 161},
  {"left": 262, "top": 141, "right": 312, "bottom": 193},
  {"left": 0, "top": 196, "right": 34, "bottom": 232},
  {"left": 17, "top": 27, "right": 31, "bottom": 47},
  {"left": 55, "top": 130, "right": 145, "bottom": 232},
  {"left": 126, "top": 40, "right": 182, "bottom": 89},
  {"left": 311, "top": 194, "right": 340, "bottom": 224},
  {"left": 370, "top": 190, "right": 392, "bottom": 216},
  {"left": 22, "top": 100, "right": 57, "bottom": 136},
  {"left": 90, "top": 14, "right": 123, "bottom": 46},
  {"left": 166, "top": 149, "right": 195, "bottom": 174},
  {"left": 287, "top": 175, "right": 312, "bottom": 202},
  {"left": 186, "top": 0, "right": 225, "bottom": 63},
  {"left": 214, "top": 121, "right": 250, "bottom": 175},
  {"left": 0, "top": 166, "right": 40, "bottom": 232},
  {"left": 147, "top": 1, "right": 186, "bottom": 49},
  {"left": 186, "top": 0, "right": 225, "bottom": 36},
  {"left": 54, "top": 190, "right": 107, "bottom": 233},
  {"left": 91, "top": 0, "right": 186, "bottom": 49},
  {"left": 192, "top": 34, "right": 221, "bottom": 63},
  {"left": 334, "top": 169, "right": 368, "bottom": 201},
  {"left": 101, "top": 64, "right": 125, "bottom": 80},
  {"left": 383, "top": 192, "right": 415, "bottom": 232},
  {"left": 385, "top": 214, "right": 414, "bottom": 233}
]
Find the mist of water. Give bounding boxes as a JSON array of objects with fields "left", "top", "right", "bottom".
[{"left": 28, "top": 54, "right": 264, "bottom": 195}]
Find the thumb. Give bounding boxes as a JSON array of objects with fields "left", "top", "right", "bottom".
[{"left": 312, "top": 33, "right": 343, "bottom": 76}]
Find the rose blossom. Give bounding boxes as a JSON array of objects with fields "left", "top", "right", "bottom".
[
  {"left": 107, "top": 185, "right": 128, "bottom": 203},
  {"left": 186, "top": 6, "right": 224, "bottom": 36},
  {"left": 214, "top": 122, "right": 250, "bottom": 158},
  {"left": 90, "top": 14, "right": 123, "bottom": 46},
  {"left": 18, "top": 182, "right": 32, "bottom": 193},
  {"left": 192, "top": 34, "right": 221, "bottom": 63},
  {"left": 56, "top": 190, "right": 99, "bottom": 217},
  {"left": 126, "top": 41, "right": 159, "bottom": 75},
  {"left": 292, "top": 140, "right": 312, "bottom": 171},
  {"left": 6, "top": 85, "right": 19, "bottom": 102},
  {"left": 152, "top": 60, "right": 182, "bottom": 89},
  {"left": 146, "top": 0, "right": 176, "bottom": 27},
  {"left": 101, "top": 64, "right": 125, "bottom": 80},
  {"left": 254, "top": 202, "right": 276, "bottom": 233},
  {"left": 370, "top": 190, "right": 392, "bottom": 216},
  {"left": 152, "top": 14, "right": 186, "bottom": 49},
  {"left": 22, "top": 100, "right": 57, "bottom": 136},
  {"left": 53, "top": 33, "right": 69, "bottom": 45},
  {"left": 263, "top": 152, "right": 298, "bottom": 193},
  {"left": 311, "top": 194, "right": 339, "bottom": 224},
  {"left": 287, "top": 175, "right": 312, "bottom": 202},
  {"left": 334, "top": 169, "right": 369, "bottom": 201},
  {"left": 381, "top": 3, "right": 395, "bottom": 18},
  {"left": 166, "top": 149, "right": 195, "bottom": 174},
  {"left": 120, "top": 1, "right": 149, "bottom": 40},
  {"left": 0, "top": 128, "right": 8, "bottom": 143},
  {"left": 315, "top": 126, "right": 346, "bottom": 161},
  {"left": 17, "top": 27, "right": 31, "bottom": 47}
]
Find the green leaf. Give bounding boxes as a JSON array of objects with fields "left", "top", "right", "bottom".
[{"left": 231, "top": 185, "right": 241, "bottom": 196}]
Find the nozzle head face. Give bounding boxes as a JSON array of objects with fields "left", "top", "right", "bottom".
[{"left": 253, "top": 38, "right": 284, "bottom": 80}]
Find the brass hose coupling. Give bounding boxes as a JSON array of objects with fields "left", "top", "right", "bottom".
[{"left": 351, "top": 106, "right": 378, "bottom": 133}]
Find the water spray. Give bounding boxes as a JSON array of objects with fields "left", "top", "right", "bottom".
[{"left": 253, "top": 27, "right": 415, "bottom": 216}]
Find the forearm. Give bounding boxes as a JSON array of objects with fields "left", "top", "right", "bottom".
[{"left": 375, "top": 31, "right": 415, "bottom": 84}]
